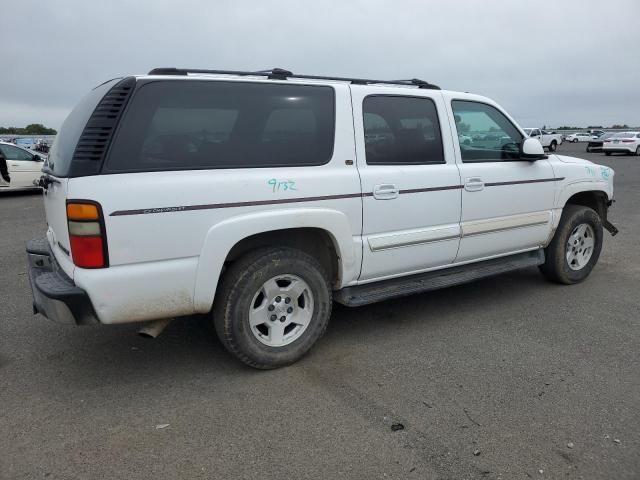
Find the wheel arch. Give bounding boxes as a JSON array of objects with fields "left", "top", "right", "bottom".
[
  {"left": 564, "top": 190, "right": 610, "bottom": 220},
  {"left": 225, "top": 227, "right": 341, "bottom": 286},
  {"left": 192, "top": 208, "right": 358, "bottom": 313}
]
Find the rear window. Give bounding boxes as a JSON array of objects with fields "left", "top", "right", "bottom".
[
  {"left": 105, "top": 80, "right": 335, "bottom": 172},
  {"left": 47, "top": 78, "right": 121, "bottom": 177}
]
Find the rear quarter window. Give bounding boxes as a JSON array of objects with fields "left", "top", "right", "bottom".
[
  {"left": 105, "top": 80, "right": 336, "bottom": 172},
  {"left": 47, "top": 78, "right": 122, "bottom": 177}
]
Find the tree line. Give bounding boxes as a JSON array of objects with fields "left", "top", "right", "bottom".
[
  {"left": 0, "top": 124, "right": 57, "bottom": 135},
  {"left": 553, "top": 124, "right": 632, "bottom": 130}
]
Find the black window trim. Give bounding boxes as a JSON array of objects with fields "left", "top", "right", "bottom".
[
  {"left": 450, "top": 99, "right": 527, "bottom": 164},
  {"left": 101, "top": 78, "right": 338, "bottom": 174},
  {"left": 363, "top": 93, "right": 446, "bottom": 166}
]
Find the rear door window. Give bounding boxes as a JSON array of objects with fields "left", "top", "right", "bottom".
[
  {"left": 362, "top": 95, "right": 444, "bottom": 165},
  {"left": 105, "top": 80, "right": 335, "bottom": 172}
]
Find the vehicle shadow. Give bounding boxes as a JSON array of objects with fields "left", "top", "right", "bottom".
[{"left": 50, "top": 267, "right": 547, "bottom": 388}]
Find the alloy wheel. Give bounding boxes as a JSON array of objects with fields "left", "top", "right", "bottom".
[
  {"left": 566, "top": 223, "right": 595, "bottom": 271},
  {"left": 248, "top": 274, "right": 314, "bottom": 347}
]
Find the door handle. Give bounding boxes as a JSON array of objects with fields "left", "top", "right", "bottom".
[
  {"left": 373, "top": 184, "right": 399, "bottom": 200},
  {"left": 10, "top": 163, "right": 20, "bottom": 167},
  {"left": 464, "top": 177, "right": 485, "bottom": 192}
]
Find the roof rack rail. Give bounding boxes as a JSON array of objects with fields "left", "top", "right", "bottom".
[{"left": 147, "top": 67, "right": 441, "bottom": 90}]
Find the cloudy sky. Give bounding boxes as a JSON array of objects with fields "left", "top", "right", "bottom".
[{"left": 2, "top": 0, "right": 639, "bottom": 129}]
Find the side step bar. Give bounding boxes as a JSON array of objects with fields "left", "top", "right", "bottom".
[{"left": 334, "top": 250, "right": 545, "bottom": 307}]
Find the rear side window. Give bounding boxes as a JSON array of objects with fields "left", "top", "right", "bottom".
[
  {"left": 105, "top": 81, "right": 335, "bottom": 172},
  {"left": 363, "top": 96, "right": 444, "bottom": 165}
]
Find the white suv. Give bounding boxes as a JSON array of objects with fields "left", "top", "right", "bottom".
[{"left": 26, "top": 68, "right": 618, "bottom": 369}]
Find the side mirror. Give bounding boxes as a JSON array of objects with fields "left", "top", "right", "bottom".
[
  {"left": 33, "top": 154, "right": 42, "bottom": 162},
  {"left": 521, "top": 137, "right": 545, "bottom": 160}
]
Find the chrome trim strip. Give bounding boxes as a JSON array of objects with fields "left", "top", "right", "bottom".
[
  {"left": 462, "top": 211, "right": 551, "bottom": 237},
  {"left": 368, "top": 225, "right": 461, "bottom": 251}
]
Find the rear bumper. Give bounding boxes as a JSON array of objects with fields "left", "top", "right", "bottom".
[
  {"left": 26, "top": 237, "right": 99, "bottom": 325},
  {"left": 602, "top": 146, "right": 634, "bottom": 153}
]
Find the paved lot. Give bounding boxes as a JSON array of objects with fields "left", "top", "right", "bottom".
[{"left": 1, "top": 143, "right": 638, "bottom": 479}]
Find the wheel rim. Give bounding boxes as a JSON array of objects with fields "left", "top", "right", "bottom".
[
  {"left": 566, "top": 223, "right": 595, "bottom": 271},
  {"left": 248, "top": 274, "right": 314, "bottom": 347}
]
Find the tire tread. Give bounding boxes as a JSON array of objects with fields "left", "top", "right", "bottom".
[{"left": 213, "top": 247, "right": 332, "bottom": 369}]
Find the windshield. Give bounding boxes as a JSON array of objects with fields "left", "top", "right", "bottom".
[{"left": 612, "top": 132, "right": 637, "bottom": 138}]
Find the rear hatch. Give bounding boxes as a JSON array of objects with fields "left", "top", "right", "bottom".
[{"left": 42, "top": 77, "right": 133, "bottom": 278}]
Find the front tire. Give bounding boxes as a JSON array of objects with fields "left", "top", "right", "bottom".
[
  {"left": 539, "top": 205, "right": 603, "bottom": 284},
  {"left": 549, "top": 140, "right": 557, "bottom": 152},
  {"left": 213, "top": 247, "right": 332, "bottom": 369},
  {"left": 605, "top": 151, "right": 611, "bottom": 156},
  {"left": 573, "top": 138, "right": 578, "bottom": 143}
]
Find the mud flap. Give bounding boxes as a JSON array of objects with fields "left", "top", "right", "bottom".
[{"left": 603, "top": 220, "right": 618, "bottom": 236}]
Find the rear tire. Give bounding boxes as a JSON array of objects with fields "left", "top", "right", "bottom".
[
  {"left": 636, "top": 146, "right": 640, "bottom": 156},
  {"left": 539, "top": 205, "right": 603, "bottom": 284},
  {"left": 605, "top": 152, "right": 611, "bottom": 156},
  {"left": 213, "top": 247, "right": 332, "bottom": 369},
  {"left": 586, "top": 146, "right": 591, "bottom": 153}
]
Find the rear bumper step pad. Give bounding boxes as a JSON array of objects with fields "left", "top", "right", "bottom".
[{"left": 26, "top": 237, "right": 100, "bottom": 325}]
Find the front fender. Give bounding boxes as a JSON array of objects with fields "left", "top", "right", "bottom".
[
  {"left": 556, "top": 179, "right": 612, "bottom": 209},
  {"left": 192, "top": 208, "right": 358, "bottom": 313}
]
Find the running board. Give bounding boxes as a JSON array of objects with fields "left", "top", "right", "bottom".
[{"left": 335, "top": 250, "right": 545, "bottom": 307}]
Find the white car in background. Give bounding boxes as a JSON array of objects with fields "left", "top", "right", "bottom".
[
  {"left": 458, "top": 133, "right": 472, "bottom": 145},
  {"left": 602, "top": 132, "right": 640, "bottom": 156},
  {"left": 523, "top": 128, "right": 563, "bottom": 152},
  {"left": 0, "top": 141, "right": 45, "bottom": 191},
  {"left": 565, "top": 132, "right": 592, "bottom": 143}
]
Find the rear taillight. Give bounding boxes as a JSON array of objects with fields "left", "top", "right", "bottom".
[
  {"left": 66, "top": 201, "right": 108, "bottom": 268},
  {"left": 621, "top": 139, "right": 634, "bottom": 143},
  {"left": 603, "top": 140, "right": 611, "bottom": 143}
]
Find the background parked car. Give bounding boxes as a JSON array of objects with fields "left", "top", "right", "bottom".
[
  {"left": 0, "top": 141, "right": 44, "bottom": 191},
  {"left": 587, "top": 129, "right": 606, "bottom": 137},
  {"left": 458, "top": 133, "right": 472, "bottom": 145},
  {"left": 602, "top": 132, "right": 640, "bottom": 156},
  {"left": 14, "top": 138, "right": 37, "bottom": 150},
  {"left": 523, "top": 128, "right": 563, "bottom": 151},
  {"left": 33, "top": 139, "right": 51, "bottom": 153},
  {"left": 565, "top": 132, "right": 593, "bottom": 143},
  {"left": 586, "top": 132, "right": 614, "bottom": 152}
]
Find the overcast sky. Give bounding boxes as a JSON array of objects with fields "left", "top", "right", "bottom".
[{"left": 2, "top": 0, "right": 639, "bottom": 129}]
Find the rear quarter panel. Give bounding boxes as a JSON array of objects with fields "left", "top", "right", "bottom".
[{"left": 68, "top": 83, "right": 362, "bottom": 324}]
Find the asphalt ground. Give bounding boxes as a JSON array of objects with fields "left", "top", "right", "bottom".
[{"left": 1, "top": 142, "right": 638, "bottom": 479}]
